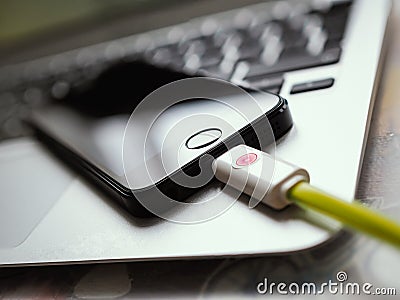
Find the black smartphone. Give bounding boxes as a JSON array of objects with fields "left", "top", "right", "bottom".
[{"left": 29, "top": 61, "right": 293, "bottom": 217}]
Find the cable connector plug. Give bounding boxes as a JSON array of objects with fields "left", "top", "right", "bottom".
[{"left": 212, "top": 145, "right": 309, "bottom": 209}]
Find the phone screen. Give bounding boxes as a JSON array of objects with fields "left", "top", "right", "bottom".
[{"left": 31, "top": 61, "right": 283, "bottom": 191}]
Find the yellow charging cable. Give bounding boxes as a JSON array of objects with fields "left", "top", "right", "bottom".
[{"left": 287, "top": 181, "right": 400, "bottom": 249}]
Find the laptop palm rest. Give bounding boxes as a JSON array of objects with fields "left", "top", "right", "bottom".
[{"left": 0, "top": 139, "right": 73, "bottom": 248}]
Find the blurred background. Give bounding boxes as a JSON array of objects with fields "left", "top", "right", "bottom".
[
  {"left": 0, "top": 0, "right": 180, "bottom": 63},
  {"left": 0, "top": 0, "right": 263, "bottom": 65}
]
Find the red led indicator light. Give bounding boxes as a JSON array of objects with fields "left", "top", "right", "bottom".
[{"left": 236, "top": 153, "right": 258, "bottom": 166}]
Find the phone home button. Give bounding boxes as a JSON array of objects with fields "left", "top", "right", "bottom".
[{"left": 186, "top": 128, "right": 222, "bottom": 150}]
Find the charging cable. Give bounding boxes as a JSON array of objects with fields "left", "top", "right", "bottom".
[{"left": 212, "top": 145, "right": 400, "bottom": 249}]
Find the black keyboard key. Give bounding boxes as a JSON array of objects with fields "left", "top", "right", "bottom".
[
  {"left": 237, "top": 41, "right": 263, "bottom": 60},
  {"left": 324, "top": 17, "right": 349, "bottom": 41},
  {"left": 243, "top": 47, "right": 341, "bottom": 79},
  {"left": 321, "top": 1, "right": 352, "bottom": 18},
  {"left": 199, "top": 53, "right": 222, "bottom": 68},
  {"left": 324, "top": 38, "right": 342, "bottom": 50},
  {"left": 320, "top": 1, "right": 352, "bottom": 40},
  {"left": 282, "top": 30, "right": 307, "bottom": 49},
  {"left": 290, "top": 78, "right": 334, "bottom": 94}
]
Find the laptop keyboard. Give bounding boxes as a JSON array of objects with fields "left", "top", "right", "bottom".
[
  {"left": 0, "top": 0, "right": 352, "bottom": 140},
  {"left": 145, "top": 1, "right": 350, "bottom": 89}
]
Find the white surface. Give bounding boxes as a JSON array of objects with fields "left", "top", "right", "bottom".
[
  {"left": 0, "top": 139, "right": 73, "bottom": 248},
  {"left": 0, "top": 0, "right": 392, "bottom": 266}
]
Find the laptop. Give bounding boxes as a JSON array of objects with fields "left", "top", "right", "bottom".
[{"left": 0, "top": 0, "right": 391, "bottom": 266}]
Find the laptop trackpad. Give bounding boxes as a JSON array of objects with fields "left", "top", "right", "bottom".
[{"left": 0, "top": 139, "right": 73, "bottom": 248}]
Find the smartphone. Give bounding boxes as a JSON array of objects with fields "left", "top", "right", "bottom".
[{"left": 29, "top": 61, "right": 293, "bottom": 217}]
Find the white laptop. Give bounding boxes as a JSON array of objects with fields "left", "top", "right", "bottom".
[{"left": 0, "top": 0, "right": 391, "bottom": 266}]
